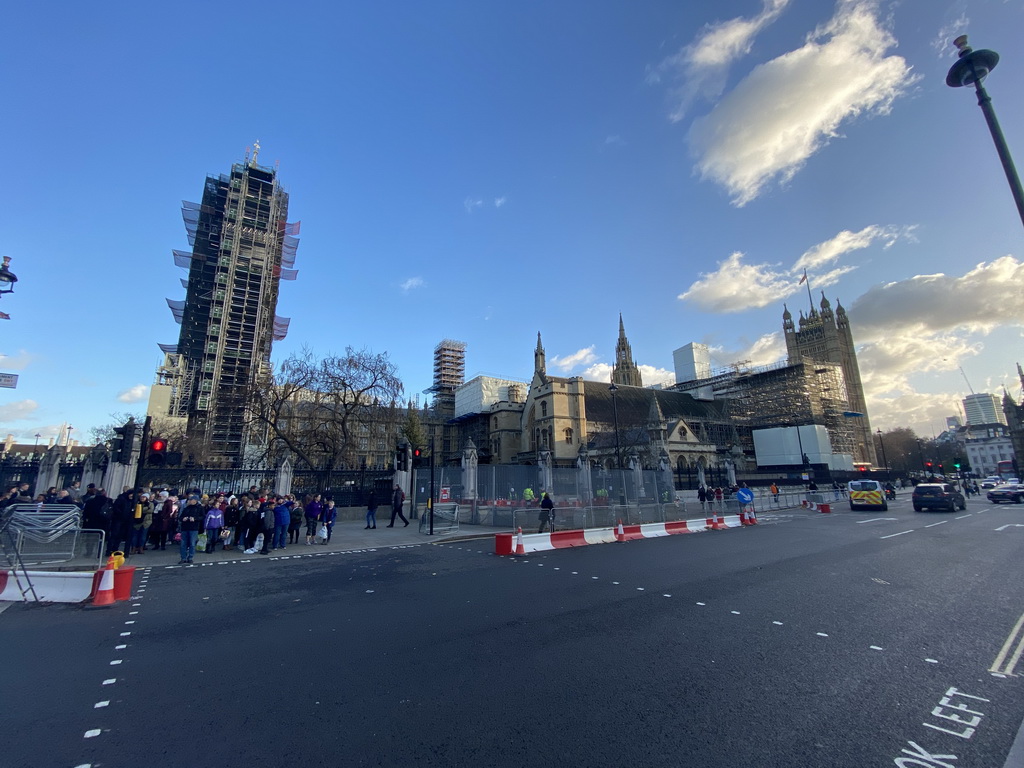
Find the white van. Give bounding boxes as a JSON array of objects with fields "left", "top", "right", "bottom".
[{"left": 848, "top": 479, "right": 887, "bottom": 511}]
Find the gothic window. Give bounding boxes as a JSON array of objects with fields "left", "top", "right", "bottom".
[
  {"left": 564, "top": 428, "right": 573, "bottom": 443},
  {"left": 541, "top": 401, "right": 548, "bottom": 418}
]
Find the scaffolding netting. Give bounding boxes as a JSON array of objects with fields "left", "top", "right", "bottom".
[
  {"left": 272, "top": 266, "right": 298, "bottom": 281},
  {"left": 281, "top": 236, "right": 299, "bottom": 268},
  {"left": 272, "top": 316, "right": 291, "bottom": 341},
  {"left": 173, "top": 249, "right": 193, "bottom": 269},
  {"left": 181, "top": 201, "right": 200, "bottom": 246},
  {"left": 158, "top": 343, "right": 179, "bottom": 354},
  {"left": 166, "top": 298, "right": 185, "bottom": 324},
  {"left": 179, "top": 278, "right": 189, "bottom": 289},
  {"left": 285, "top": 221, "right": 301, "bottom": 236}
]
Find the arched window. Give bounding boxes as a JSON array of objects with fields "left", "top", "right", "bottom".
[
  {"left": 540, "top": 401, "right": 548, "bottom": 418},
  {"left": 564, "top": 428, "right": 573, "bottom": 443}
]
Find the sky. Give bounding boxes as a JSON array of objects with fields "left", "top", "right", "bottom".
[{"left": 1, "top": 0, "right": 1023, "bottom": 447}]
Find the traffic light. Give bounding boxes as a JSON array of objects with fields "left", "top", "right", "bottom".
[
  {"left": 110, "top": 426, "right": 125, "bottom": 463},
  {"left": 412, "top": 448, "right": 423, "bottom": 468},
  {"left": 954, "top": 458, "right": 962, "bottom": 470},
  {"left": 395, "top": 446, "right": 407, "bottom": 471},
  {"left": 938, "top": 463, "right": 944, "bottom": 473},
  {"left": 858, "top": 466, "right": 867, "bottom": 472},
  {"left": 925, "top": 461, "right": 933, "bottom": 472},
  {"left": 147, "top": 438, "right": 167, "bottom": 467}
]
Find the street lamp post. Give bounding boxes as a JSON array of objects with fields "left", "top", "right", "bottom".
[
  {"left": 946, "top": 36, "right": 1024, "bottom": 229},
  {"left": 876, "top": 428, "right": 890, "bottom": 482},
  {"left": 608, "top": 383, "right": 626, "bottom": 508}
]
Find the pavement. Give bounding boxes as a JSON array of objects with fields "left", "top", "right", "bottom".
[{"left": 114, "top": 514, "right": 501, "bottom": 567}]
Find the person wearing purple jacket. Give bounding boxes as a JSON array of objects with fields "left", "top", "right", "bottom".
[
  {"left": 304, "top": 494, "right": 322, "bottom": 545},
  {"left": 273, "top": 499, "right": 293, "bottom": 550},
  {"left": 203, "top": 503, "right": 225, "bottom": 553}
]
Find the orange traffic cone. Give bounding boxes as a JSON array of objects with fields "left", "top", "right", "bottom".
[
  {"left": 615, "top": 519, "right": 625, "bottom": 542},
  {"left": 747, "top": 507, "right": 758, "bottom": 525},
  {"left": 514, "top": 527, "right": 526, "bottom": 555},
  {"left": 92, "top": 566, "right": 116, "bottom": 607}
]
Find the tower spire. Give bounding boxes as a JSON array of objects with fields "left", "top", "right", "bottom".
[{"left": 611, "top": 315, "right": 643, "bottom": 387}]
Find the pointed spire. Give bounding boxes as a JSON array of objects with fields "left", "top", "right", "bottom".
[
  {"left": 820, "top": 292, "right": 831, "bottom": 309},
  {"left": 534, "top": 331, "right": 546, "bottom": 376},
  {"left": 782, "top": 303, "right": 792, "bottom": 320}
]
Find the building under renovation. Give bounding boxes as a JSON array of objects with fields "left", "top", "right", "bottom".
[{"left": 148, "top": 146, "right": 298, "bottom": 462}]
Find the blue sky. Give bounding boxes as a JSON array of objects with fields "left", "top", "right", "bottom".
[{"left": 2, "top": 0, "right": 1023, "bottom": 446}]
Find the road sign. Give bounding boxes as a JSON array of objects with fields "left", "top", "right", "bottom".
[
  {"left": 0, "top": 372, "right": 18, "bottom": 389},
  {"left": 736, "top": 488, "right": 754, "bottom": 504},
  {"left": 439, "top": 487, "right": 451, "bottom": 501}
]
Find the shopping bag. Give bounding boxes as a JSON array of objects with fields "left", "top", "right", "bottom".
[
  {"left": 316, "top": 524, "right": 328, "bottom": 543},
  {"left": 220, "top": 529, "right": 232, "bottom": 546},
  {"left": 254, "top": 533, "right": 264, "bottom": 551},
  {"left": 197, "top": 533, "right": 208, "bottom": 550}
]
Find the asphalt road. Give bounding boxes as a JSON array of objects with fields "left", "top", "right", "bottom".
[{"left": 5, "top": 493, "right": 1024, "bottom": 768}]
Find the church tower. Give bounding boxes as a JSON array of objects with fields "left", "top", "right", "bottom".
[
  {"left": 611, "top": 314, "right": 643, "bottom": 387},
  {"left": 534, "top": 332, "right": 546, "bottom": 379},
  {"left": 784, "top": 294, "right": 876, "bottom": 465}
]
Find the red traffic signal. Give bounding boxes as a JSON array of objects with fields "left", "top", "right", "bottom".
[{"left": 148, "top": 438, "right": 168, "bottom": 466}]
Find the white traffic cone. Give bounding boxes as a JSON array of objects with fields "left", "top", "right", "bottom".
[
  {"left": 515, "top": 527, "right": 526, "bottom": 555},
  {"left": 92, "top": 566, "right": 116, "bottom": 607}
]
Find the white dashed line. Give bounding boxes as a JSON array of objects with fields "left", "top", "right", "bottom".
[
  {"left": 94, "top": 701, "right": 109, "bottom": 708},
  {"left": 696, "top": 602, "right": 706, "bottom": 606},
  {"left": 870, "top": 646, "right": 884, "bottom": 651},
  {"left": 109, "top": 660, "right": 122, "bottom": 665},
  {"left": 663, "top": 594, "right": 672, "bottom": 598},
  {"left": 612, "top": 581, "right": 619, "bottom": 585},
  {"left": 591, "top": 576, "right": 599, "bottom": 580},
  {"left": 731, "top": 611, "right": 741, "bottom": 615},
  {"left": 84, "top": 729, "right": 102, "bottom": 738},
  {"left": 773, "top": 621, "right": 783, "bottom": 625},
  {"left": 925, "top": 521, "right": 948, "bottom": 528},
  {"left": 816, "top": 633, "right": 829, "bottom": 637},
  {"left": 880, "top": 530, "right": 913, "bottom": 539},
  {"left": 925, "top": 658, "right": 939, "bottom": 664},
  {"left": 115, "top": 644, "right": 126, "bottom": 650},
  {"left": 120, "top": 632, "right": 131, "bottom": 637},
  {"left": 637, "top": 587, "right": 645, "bottom": 591},
  {"left": 102, "top": 679, "right": 116, "bottom": 685},
  {"left": 955, "top": 515, "right": 971, "bottom": 520}
]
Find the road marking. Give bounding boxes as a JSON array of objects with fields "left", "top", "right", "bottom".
[
  {"left": 881, "top": 530, "right": 913, "bottom": 539},
  {"left": 817, "top": 633, "right": 829, "bottom": 637},
  {"left": 612, "top": 581, "right": 619, "bottom": 585},
  {"left": 120, "top": 632, "right": 131, "bottom": 637},
  {"left": 925, "top": 521, "right": 948, "bottom": 528},
  {"left": 990, "top": 611, "right": 1024, "bottom": 676},
  {"left": 955, "top": 514, "right": 971, "bottom": 520},
  {"left": 663, "top": 594, "right": 672, "bottom": 598},
  {"left": 94, "top": 701, "right": 109, "bottom": 708},
  {"left": 697, "top": 602, "right": 706, "bottom": 606},
  {"left": 773, "top": 621, "right": 783, "bottom": 625},
  {"left": 731, "top": 611, "right": 741, "bottom": 615},
  {"left": 870, "top": 646, "right": 884, "bottom": 651},
  {"left": 84, "top": 730, "right": 102, "bottom": 739},
  {"left": 925, "top": 658, "right": 938, "bottom": 664},
  {"left": 102, "top": 679, "right": 116, "bottom": 685},
  {"left": 637, "top": 587, "right": 645, "bottom": 591},
  {"left": 115, "top": 644, "right": 126, "bottom": 650},
  {"left": 995, "top": 524, "right": 1024, "bottom": 532},
  {"left": 109, "top": 660, "right": 122, "bottom": 665},
  {"left": 857, "top": 517, "right": 898, "bottom": 524}
]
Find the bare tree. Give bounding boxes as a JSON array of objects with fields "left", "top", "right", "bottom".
[{"left": 245, "top": 346, "right": 404, "bottom": 470}]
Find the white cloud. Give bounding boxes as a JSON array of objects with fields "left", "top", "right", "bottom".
[
  {"left": 0, "top": 399, "right": 38, "bottom": 422},
  {"left": 933, "top": 12, "right": 970, "bottom": 57},
  {"left": 689, "top": 0, "right": 918, "bottom": 206},
  {"left": 848, "top": 256, "right": 1024, "bottom": 430},
  {"left": 712, "top": 333, "right": 787, "bottom": 369},
  {"left": 793, "top": 225, "right": 914, "bottom": 271},
  {"left": 679, "top": 223, "right": 914, "bottom": 313},
  {"left": 650, "top": 0, "right": 791, "bottom": 122},
  {"left": 117, "top": 385, "right": 148, "bottom": 403},
  {"left": 463, "top": 197, "right": 483, "bottom": 213},
  {"left": 678, "top": 251, "right": 798, "bottom": 313},
  {"left": 551, "top": 346, "right": 598, "bottom": 373},
  {"left": 0, "top": 350, "right": 33, "bottom": 371},
  {"left": 638, "top": 365, "right": 676, "bottom": 388},
  {"left": 400, "top": 277, "right": 424, "bottom": 292},
  {"left": 494, "top": 197, "right": 507, "bottom": 208},
  {"left": 582, "top": 362, "right": 612, "bottom": 383}
]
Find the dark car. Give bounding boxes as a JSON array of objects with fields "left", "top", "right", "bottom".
[
  {"left": 912, "top": 483, "right": 966, "bottom": 512},
  {"left": 987, "top": 483, "right": 1024, "bottom": 504}
]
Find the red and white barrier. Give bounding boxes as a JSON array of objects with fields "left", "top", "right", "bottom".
[
  {"left": 0, "top": 570, "right": 98, "bottom": 603},
  {"left": 801, "top": 500, "right": 832, "bottom": 513},
  {"left": 495, "top": 516, "right": 733, "bottom": 555}
]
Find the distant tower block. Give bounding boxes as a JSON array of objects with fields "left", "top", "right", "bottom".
[
  {"left": 673, "top": 343, "right": 711, "bottom": 384},
  {"left": 431, "top": 339, "right": 466, "bottom": 393}
]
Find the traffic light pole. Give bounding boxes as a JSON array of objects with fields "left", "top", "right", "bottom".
[
  {"left": 428, "top": 435, "right": 435, "bottom": 536},
  {"left": 132, "top": 415, "right": 152, "bottom": 499}
]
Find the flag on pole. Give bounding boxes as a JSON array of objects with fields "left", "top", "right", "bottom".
[{"left": 798, "top": 270, "right": 808, "bottom": 285}]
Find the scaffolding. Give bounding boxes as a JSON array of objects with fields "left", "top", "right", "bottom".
[
  {"left": 155, "top": 157, "right": 298, "bottom": 461},
  {"left": 672, "top": 357, "right": 855, "bottom": 457},
  {"left": 429, "top": 340, "right": 466, "bottom": 394}
]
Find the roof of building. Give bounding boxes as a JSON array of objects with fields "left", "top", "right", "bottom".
[{"left": 581, "top": 381, "right": 728, "bottom": 425}]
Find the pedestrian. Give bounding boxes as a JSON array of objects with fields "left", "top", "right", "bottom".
[
  {"left": 387, "top": 484, "right": 407, "bottom": 527},
  {"left": 288, "top": 500, "right": 303, "bottom": 544},
  {"left": 223, "top": 496, "right": 241, "bottom": 549},
  {"left": 177, "top": 495, "right": 203, "bottom": 564},
  {"left": 82, "top": 488, "right": 112, "bottom": 557},
  {"left": 241, "top": 498, "right": 262, "bottom": 552},
  {"left": 538, "top": 492, "right": 554, "bottom": 533},
  {"left": 770, "top": 482, "right": 780, "bottom": 505},
  {"left": 697, "top": 485, "right": 707, "bottom": 510},
  {"left": 322, "top": 499, "right": 337, "bottom": 542},
  {"left": 273, "top": 498, "right": 291, "bottom": 550},
  {"left": 129, "top": 492, "right": 153, "bottom": 555},
  {"left": 304, "top": 494, "right": 322, "bottom": 544},
  {"left": 204, "top": 500, "right": 225, "bottom": 553},
  {"left": 713, "top": 486, "right": 724, "bottom": 507},
  {"left": 365, "top": 490, "right": 378, "bottom": 529},
  {"left": 807, "top": 480, "right": 818, "bottom": 492},
  {"left": 260, "top": 497, "right": 276, "bottom": 554},
  {"left": 832, "top": 480, "right": 842, "bottom": 500},
  {"left": 150, "top": 492, "right": 175, "bottom": 550},
  {"left": 108, "top": 489, "right": 136, "bottom": 559}
]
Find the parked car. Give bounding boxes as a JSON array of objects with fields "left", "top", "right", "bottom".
[
  {"left": 912, "top": 483, "right": 967, "bottom": 512},
  {"left": 981, "top": 477, "right": 1003, "bottom": 490},
  {"left": 987, "top": 484, "right": 1024, "bottom": 504}
]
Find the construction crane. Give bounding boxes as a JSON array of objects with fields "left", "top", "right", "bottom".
[{"left": 959, "top": 365, "right": 975, "bottom": 395}]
